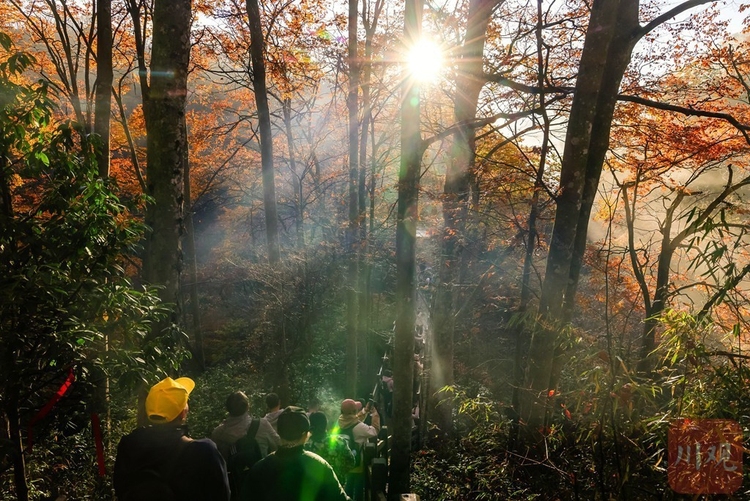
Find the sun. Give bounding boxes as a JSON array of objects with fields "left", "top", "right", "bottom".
[{"left": 406, "top": 39, "right": 444, "bottom": 83}]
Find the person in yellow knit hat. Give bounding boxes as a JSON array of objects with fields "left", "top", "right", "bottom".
[{"left": 114, "top": 376, "right": 230, "bottom": 501}]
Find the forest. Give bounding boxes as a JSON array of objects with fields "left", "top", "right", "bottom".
[{"left": 1, "top": 0, "right": 750, "bottom": 499}]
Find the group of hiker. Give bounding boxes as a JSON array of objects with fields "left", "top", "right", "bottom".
[{"left": 113, "top": 377, "right": 382, "bottom": 501}]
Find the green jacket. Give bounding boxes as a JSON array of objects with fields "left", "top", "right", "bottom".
[
  {"left": 304, "top": 433, "right": 356, "bottom": 481},
  {"left": 242, "top": 444, "right": 350, "bottom": 501}
]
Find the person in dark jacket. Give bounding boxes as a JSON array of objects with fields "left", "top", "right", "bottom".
[
  {"left": 243, "top": 406, "right": 350, "bottom": 501},
  {"left": 114, "top": 377, "right": 230, "bottom": 501}
]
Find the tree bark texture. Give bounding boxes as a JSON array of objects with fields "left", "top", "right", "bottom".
[
  {"left": 8, "top": 400, "right": 28, "bottom": 501},
  {"left": 536, "top": 0, "right": 626, "bottom": 322},
  {"left": 522, "top": 1, "right": 630, "bottom": 437},
  {"left": 432, "top": 0, "right": 496, "bottom": 435},
  {"left": 182, "top": 116, "right": 204, "bottom": 371},
  {"left": 282, "top": 99, "right": 304, "bottom": 249},
  {"left": 142, "top": 0, "right": 191, "bottom": 316},
  {"left": 94, "top": 0, "right": 112, "bottom": 178},
  {"left": 357, "top": 4, "right": 379, "bottom": 396},
  {"left": 523, "top": 0, "right": 713, "bottom": 438},
  {"left": 512, "top": 0, "right": 554, "bottom": 442},
  {"left": 346, "top": 0, "right": 360, "bottom": 398},
  {"left": 520, "top": 0, "right": 552, "bottom": 312},
  {"left": 247, "top": 0, "right": 280, "bottom": 265},
  {"left": 389, "top": 1, "right": 422, "bottom": 498},
  {"left": 561, "top": 1, "right": 640, "bottom": 323}
]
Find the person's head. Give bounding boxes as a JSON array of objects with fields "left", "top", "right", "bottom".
[
  {"left": 145, "top": 377, "right": 195, "bottom": 425},
  {"left": 265, "top": 392, "right": 280, "bottom": 411},
  {"left": 277, "top": 406, "right": 310, "bottom": 446},
  {"left": 308, "top": 411, "right": 327, "bottom": 438},
  {"left": 225, "top": 391, "right": 249, "bottom": 417},
  {"left": 307, "top": 397, "right": 321, "bottom": 413},
  {"left": 340, "top": 398, "right": 358, "bottom": 416}
]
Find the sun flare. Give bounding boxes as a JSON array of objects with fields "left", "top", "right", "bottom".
[{"left": 406, "top": 39, "right": 444, "bottom": 83}]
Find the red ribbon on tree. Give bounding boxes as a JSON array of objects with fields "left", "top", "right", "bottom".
[
  {"left": 26, "top": 367, "right": 75, "bottom": 451},
  {"left": 91, "top": 412, "right": 106, "bottom": 476}
]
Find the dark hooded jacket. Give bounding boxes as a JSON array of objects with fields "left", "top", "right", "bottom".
[
  {"left": 242, "top": 444, "right": 349, "bottom": 501},
  {"left": 114, "top": 425, "right": 230, "bottom": 501}
]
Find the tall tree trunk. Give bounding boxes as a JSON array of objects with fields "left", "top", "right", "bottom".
[
  {"left": 357, "top": 71, "right": 369, "bottom": 400},
  {"left": 389, "top": 1, "right": 422, "bottom": 498},
  {"left": 432, "top": 0, "right": 496, "bottom": 435},
  {"left": 182, "top": 117, "right": 204, "bottom": 371},
  {"left": 561, "top": 4, "right": 640, "bottom": 324},
  {"left": 520, "top": 0, "right": 551, "bottom": 312},
  {"left": 536, "top": 0, "right": 625, "bottom": 321},
  {"left": 513, "top": 0, "right": 552, "bottom": 439},
  {"left": 247, "top": 0, "right": 286, "bottom": 396},
  {"left": 94, "top": 0, "right": 112, "bottom": 178},
  {"left": 369, "top": 125, "right": 377, "bottom": 236},
  {"left": 312, "top": 152, "right": 326, "bottom": 242},
  {"left": 247, "top": 0, "right": 280, "bottom": 265},
  {"left": 346, "top": 0, "right": 360, "bottom": 397},
  {"left": 275, "top": 279, "right": 291, "bottom": 406},
  {"left": 282, "top": 98, "right": 304, "bottom": 249},
  {"left": 113, "top": 90, "right": 147, "bottom": 192},
  {"left": 520, "top": 0, "right": 630, "bottom": 441},
  {"left": 357, "top": 0, "right": 382, "bottom": 398},
  {"left": 92, "top": 4, "right": 114, "bottom": 473},
  {"left": 127, "top": 0, "right": 150, "bottom": 113},
  {"left": 8, "top": 400, "right": 28, "bottom": 501},
  {"left": 0, "top": 156, "right": 12, "bottom": 219},
  {"left": 142, "top": 0, "right": 191, "bottom": 318},
  {"left": 522, "top": 0, "right": 713, "bottom": 441}
]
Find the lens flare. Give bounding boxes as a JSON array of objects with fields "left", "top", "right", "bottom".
[{"left": 406, "top": 39, "right": 444, "bottom": 83}]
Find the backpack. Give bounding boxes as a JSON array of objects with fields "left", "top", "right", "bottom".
[
  {"left": 338, "top": 424, "right": 362, "bottom": 468},
  {"left": 121, "top": 438, "right": 188, "bottom": 501},
  {"left": 305, "top": 434, "right": 356, "bottom": 480},
  {"left": 226, "top": 418, "right": 262, "bottom": 500}
]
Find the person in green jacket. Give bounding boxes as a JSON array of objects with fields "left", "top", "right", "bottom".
[
  {"left": 305, "top": 411, "right": 355, "bottom": 482},
  {"left": 242, "top": 406, "right": 350, "bottom": 501}
]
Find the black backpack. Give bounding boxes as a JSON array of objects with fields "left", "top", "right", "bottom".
[
  {"left": 121, "top": 438, "right": 188, "bottom": 501},
  {"left": 226, "top": 418, "right": 262, "bottom": 500},
  {"left": 338, "top": 424, "right": 362, "bottom": 468}
]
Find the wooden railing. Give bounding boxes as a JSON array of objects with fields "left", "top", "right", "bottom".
[
  {"left": 362, "top": 426, "right": 420, "bottom": 501},
  {"left": 363, "top": 426, "right": 388, "bottom": 501}
]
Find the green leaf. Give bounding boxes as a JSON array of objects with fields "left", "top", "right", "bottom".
[
  {"left": 36, "top": 151, "right": 49, "bottom": 166},
  {"left": 0, "top": 32, "right": 12, "bottom": 51},
  {"left": 732, "top": 323, "right": 740, "bottom": 337}
]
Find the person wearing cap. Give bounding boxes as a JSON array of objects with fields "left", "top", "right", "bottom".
[
  {"left": 242, "top": 406, "right": 350, "bottom": 501},
  {"left": 355, "top": 399, "right": 374, "bottom": 427},
  {"left": 337, "top": 398, "right": 379, "bottom": 447},
  {"left": 336, "top": 398, "right": 379, "bottom": 500},
  {"left": 114, "top": 377, "right": 230, "bottom": 501}
]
